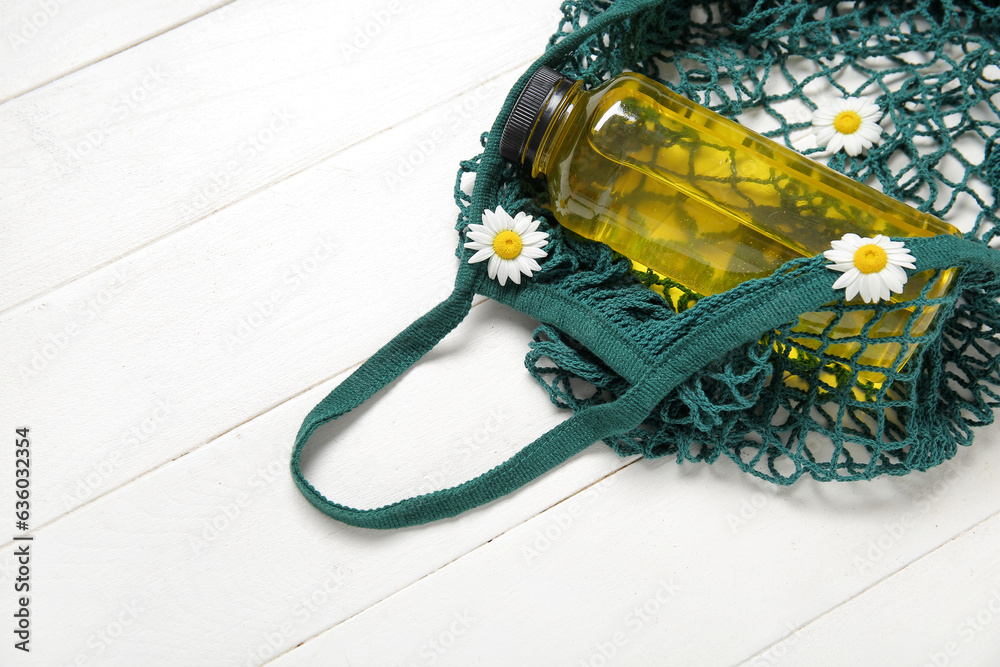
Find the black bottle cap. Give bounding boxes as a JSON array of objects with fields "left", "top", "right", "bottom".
[{"left": 499, "top": 66, "right": 575, "bottom": 166}]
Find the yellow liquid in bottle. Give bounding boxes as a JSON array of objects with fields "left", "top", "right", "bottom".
[{"left": 530, "top": 73, "right": 959, "bottom": 397}]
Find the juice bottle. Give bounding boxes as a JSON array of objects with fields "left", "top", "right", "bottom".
[{"left": 498, "top": 67, "right": 960, "bottom": 397}]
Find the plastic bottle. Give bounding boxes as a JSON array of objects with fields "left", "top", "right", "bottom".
[{"left": 498, "top": 67, "right": 960, "bottom": 395}]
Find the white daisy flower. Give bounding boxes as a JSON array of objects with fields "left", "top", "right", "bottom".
[
  {"left": 465, "top": 206, "right": 549, "bottom": 286},
  {"left": 824, "top": 233, "right": 916, "bottom": 304},
  {"left": 812, "top": 97, "right": 884, "bottom": 156}
]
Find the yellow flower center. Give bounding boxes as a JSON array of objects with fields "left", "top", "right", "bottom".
[
  {"left": 853, "top": 244, "right": 888, "bottom": 274},
  {"left": 833, "top": 110, "right": 862, "bottom": 134},
  {"left": 492, "top": 230, "right": 523, "bottom": 260}
]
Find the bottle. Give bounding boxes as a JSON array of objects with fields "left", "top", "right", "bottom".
[{"left": 498, "top": 67, "right": 960, "bottom": 397}]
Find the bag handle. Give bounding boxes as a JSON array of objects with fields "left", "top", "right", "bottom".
[
  {"left": 291, "top": 235, "right": 996, "bottom": 529},
  {"left": 291, "top": 0, "right": 1000, "bottom": 528},
  {"left": 290, "top": 251, "right": 827, "bottom": 529},
  {"left": 290, "top": 0, "right": 669, "bottom": 528}
]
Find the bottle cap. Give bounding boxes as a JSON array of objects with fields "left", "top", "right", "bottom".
[{"left": 499, "top": 66, "right": 575, "bottom": 165}]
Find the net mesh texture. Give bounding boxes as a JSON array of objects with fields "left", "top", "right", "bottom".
[{"left": 451, "top": 0, "right": 1000, "bottom": 484}]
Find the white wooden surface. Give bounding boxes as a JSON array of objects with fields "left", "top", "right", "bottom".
[{"left": 3, "top": 2, "right": 999, "bottom": 665}]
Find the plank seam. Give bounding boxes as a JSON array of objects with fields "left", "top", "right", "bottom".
[
  {"left": 0, "top": 296, "right": 486, "bottom": 548},
  {"left": 258, "top": 457, "right": 642, "bottom": 666},
  {"left": 0, "top": 56, "right": 539, "bottom": 318},
  {"left": 0, "top": 0, "right": 241, "bottom": 106},
  {"left": 736, "top": 504, "right": 1000, "bottom": 665}
]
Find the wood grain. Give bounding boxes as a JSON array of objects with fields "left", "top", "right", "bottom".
[
  {"left": 0, "top": 0, "right": 559, "bottom": 312},
  {"left": 3, "top": 2, "right": 999, "bottom": 666},
  {"left": 0, "top": 0, "right": 232, "bottom": 102}
]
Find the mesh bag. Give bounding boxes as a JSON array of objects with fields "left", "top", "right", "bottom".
[{"left": 292, "top": 0, "right": 1000, "bottom": 528}]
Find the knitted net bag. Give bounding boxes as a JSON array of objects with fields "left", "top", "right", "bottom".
[{"left": 292, "top": 0, "right": 1000, "bottom": 528}]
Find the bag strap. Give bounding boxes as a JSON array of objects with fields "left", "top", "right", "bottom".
[
  {"left": 289, "top": 244, "right": 841, "bottom": 528},
  {"left": 290, "top": 0, "right": 1000, "bottom": 528},
  {"left": 290, "top": 0, "right": 668, "bottom": 528},
  {"left": 291, "top": 235, "right": 998, "bottom": 529}
]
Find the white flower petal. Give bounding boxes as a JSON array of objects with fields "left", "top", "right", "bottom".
[
  {"left": 513, "top": 255, "right": 533, "bottom": 278},
  {"left": 520, "top": 231, "right": 550, "bottom": 246},
  {"left": 828, "top": 262, "right": 859, "bottom": 272},
  {"left": 893, "top": 255, "right": 916, "bottom": 269},
  {"left": 825, "top": 233, "right": 915, "bottom": 304},
  {"left": 481, "top": 209, "right": 499, "bottom": 234},
  {"left": 870, "top": 273, "right": 887, "bottom": 302},
  {"left": 497, "top": 259, "right": 510, "bottom": 286},
  {"left": 881, "top": 265, "right": 906, "bottom": 293},
  {"left": 879, "top": 278, "right": 892, "bottom": 302},
  {"left": 812, "top": 97, "right": 883, "bottom": 155},
  {"left": 827, "top": 133, "right": 845, "bottom": 154},
  {"left": 881, "top": 275, "right": 894, "bottom": 302},
  {"left": 835, "top": 233, "right": 863, "bottom": 248},
  {"left": 859, "top": 101, "right": 882, "bottom": 117},
  {"left": 466, "top": 231, "right": 495, "bottom": 244},
  {"left": 507, "top": 260, "right": 522, "bottom": 285},
  {"left": 467, "top": 247, "right": 494, "bottom": 264},
  {"left": 814, "top": 127, "right": 838, "bottom": 144},
  {"left": 467, "top": 206, "right": 547, "bottom": 286},
  {"left": 887, "top": 260, "right": 910, "bottom": 280},
  {"left": 831, "top": 267, "right": 860, "bottom": 289},
  {"left": 857, "top": 125, "right": 882, "bottom": 143},
  {"left": 513, "top": 215, "right": 531, "bottom": 236},
  {"left": 496, "top": 206, "right": 513, "bottom": 231},
  {"left": 858, "top": 274, "right": 873, "bottom": 302},
  {"left": 823, "top": 248, "right": 855, "bottom": 263},
  {"left": 843, "top": 134, "right": 863, "bottom": 156}
]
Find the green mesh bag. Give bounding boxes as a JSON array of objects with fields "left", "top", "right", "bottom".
[{"left": 291, "top": 0, "right": 1000, "bottom": 529}]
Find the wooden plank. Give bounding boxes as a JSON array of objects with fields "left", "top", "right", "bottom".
[
  {"left": 0, "top": 300, "right": 632, "bottom": 666},
  {"left": 0, "top": 0, "right": 232, "bottom": 102},
  {"left": 0, "top": 0, "right": 560, "bottom": 312},
  {"left": 267, "top": 431, "right": 1000, "bottom": 666},
  {"left": 0, "top": 66, "right": 532, "bottom": 530},
  {"left": 739, "top": 510, "right": 1000, "bottom": 666}
]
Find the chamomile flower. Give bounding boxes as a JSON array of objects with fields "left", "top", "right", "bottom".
[
  {"left": 812, "top": 97, "right": 884, "bottom": 156},
  {"left": 824, "top": 233, "right": 915, "bottom": 304},
  {"left": 465, "top": 206, "right": 549, "bottom": 286}
]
